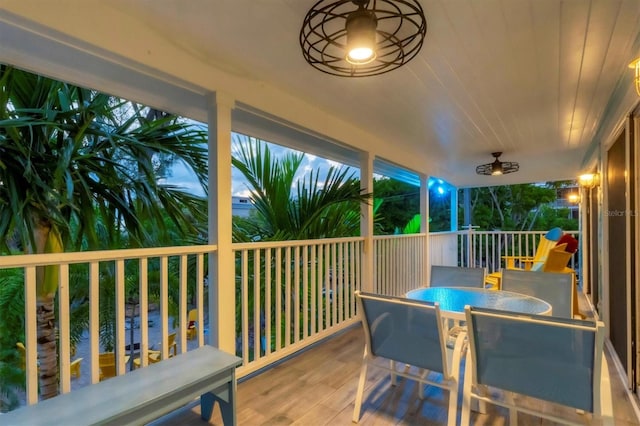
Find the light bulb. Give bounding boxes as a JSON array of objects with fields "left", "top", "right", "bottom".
[{"left": 345, "top": 8, "right": 377, "bottom": 65}]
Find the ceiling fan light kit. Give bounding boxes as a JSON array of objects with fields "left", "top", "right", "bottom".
[
  {"left": 300, "top": 0, "right": 427, "bottom": 77},
  {"left": 476, "top": 152, "right": 520, "bottom": 176}
]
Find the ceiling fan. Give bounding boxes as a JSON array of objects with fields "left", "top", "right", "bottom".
[{"left": 476, "top": 152, "right": 519, "bottom": 176}]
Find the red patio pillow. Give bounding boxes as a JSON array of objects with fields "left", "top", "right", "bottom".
[{"left": 556, "top": 233, "right": 578, "bottom": 253}]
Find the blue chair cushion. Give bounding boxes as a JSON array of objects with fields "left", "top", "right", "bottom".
[{"left": 545, "top": 227, "right": 563, "bottom": 242}]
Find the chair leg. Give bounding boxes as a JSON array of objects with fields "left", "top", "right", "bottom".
[
  {"left": 446, "top": 381, "right": 458, "bottom": 426},
  {"left": 447, "top": 331, "right": 465, "bottom": 426},
  {"left": 418, "top": 369, "right": 428, "bottom": 399},
  {"left": 509, "top": 408, "right": 518, "bottom": 426},
  {"left": 476, "top": 385, "right": 488, "bottom": 414},
  {"left": 504, "top": 392, "right": 517, "bottom": 426},
  {"left": 388, "top": 360, "right": 396, "bottom": 385},
  {"left": 352, "top": 359, "right": 369, "bottom": 423},
  {"left": 460, "top": 351, "right": 473, "bottom": 426}
]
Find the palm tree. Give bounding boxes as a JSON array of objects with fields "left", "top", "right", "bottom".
[
  {"left": 231, "top": 136, "right": 370, "bottom": 240},
  {"left": 0, "top": 65, "right": 209, "bottom": 400}
]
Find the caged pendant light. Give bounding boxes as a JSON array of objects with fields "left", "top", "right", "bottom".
[{"left": 299, "top": 0, "right": 427, "bottom": 77}]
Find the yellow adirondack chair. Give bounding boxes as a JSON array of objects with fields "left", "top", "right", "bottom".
[
  {"left": 486, "top": 228, "right": 563, "bottom": 289},
  {"left": 99, "top": 352, "right": 130, "bottom": 381},
  {"left": 70, "top": 358, "right": 83, "bottom": 379},
  {"left": 186, "top": 309, "right": 198, "bottom": 340},
  {"left": 502, "top": 227, "right": 563, "bottom": 271}
]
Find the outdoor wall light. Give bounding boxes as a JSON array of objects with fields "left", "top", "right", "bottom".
[
  {"left": 476, "top": 152, "right": 520, "bottom": 176},
  {"left": 567, "top": 193, "right": 580, "bottom": 204},
  {"left": 300, "top": 0, "right": 427, "bottom": 77},
  {"left": 630, "top": 57, "right": 640, "bottom": 96},
  {"left": 578, "top": 173, "right": 599, "bottom": 189}
]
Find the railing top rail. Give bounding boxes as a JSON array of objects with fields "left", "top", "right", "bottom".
[
  {"left": 428, "top": 231, "right": 458, "bottom": 236},
  {"left": 453, "top": 230, "right": 579, "bottom": 235},
  {"left": 373, "top": 233, "right": 427, "bottom": 240},
  {"left": 231, "top": 236, "right": 364, "bottom": 251},
  {"left": 0, "top": 244, "right": 218, "bottom": 268}
]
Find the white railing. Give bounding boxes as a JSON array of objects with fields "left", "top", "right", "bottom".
[
  {"left": 429, "top": 231, "right": 459, "bottom": 267},
  {"left": 373, "top": 233, "right": 427, "bottom": 296},
  {"left": 0, "top": 246, "right": 214, "bottom": 405},
  {"left": 4, "top": 229, "right": 580, "bottom": 408},
  {"left": 232, "top": 237, "right": 363, "bottom": 376},
  {"left": 456, "top": 230, "right": 580, "bottom": 274}
]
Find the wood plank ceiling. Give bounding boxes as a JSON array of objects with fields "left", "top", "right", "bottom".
[{"left": 0, "top": 0, "right": 639, "bottom": 187}]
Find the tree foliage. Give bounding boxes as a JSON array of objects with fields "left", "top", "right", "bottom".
[
  {"left": 463, "top": 182, "right": 577, "bottom": 231},
  {"left": 231, "top": 137, "right": 370, "bottom": 241},
  {"left": 373, "top": 177, "right": 454, "bottom": 234},
  {"left": 0, "top": 64, "right": 209, "bottom": 401},
  {"left": 373, "top": 178, "right": 420, "bottom": 234}
]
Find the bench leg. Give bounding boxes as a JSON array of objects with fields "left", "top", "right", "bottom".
[{"left": 201, "top": 382, "right": 236, "bottom": 425}]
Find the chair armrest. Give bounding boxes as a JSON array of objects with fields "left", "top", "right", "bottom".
[{"left": 501, "top": 255, "right": 535, "bottom": 270}]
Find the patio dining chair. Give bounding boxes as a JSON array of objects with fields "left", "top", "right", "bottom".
[
  {"left": 461, "top": 306, "right": 613, "bottom": 426},
  {"left": 429, "top": 265, "right": 485, "bottom": 334},
  {"left": 501, "top": 269, "right": 574, "bottom": 318},
  {"left": 430, "top": 265, "right": 485, "bottom": 288},
  {"left": 353, "top": 291, "right": 464, "bottom": 426}
]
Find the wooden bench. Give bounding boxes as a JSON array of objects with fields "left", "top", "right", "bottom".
[{"left": 2, "top": 345, "right": 242, "bottom": 425}]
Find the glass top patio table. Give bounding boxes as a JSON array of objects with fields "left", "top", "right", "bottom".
[{"left": 405, "top": 287, "right": 552, "bottom": 320}]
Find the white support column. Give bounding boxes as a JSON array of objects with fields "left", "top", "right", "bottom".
[
  {"left": 420, "top": 174, "right": 430, "bottom": 285},
  {"left": 450, "top": 184, "right": 458, "bottom": 232},
  {"left": 601, "top": 142, "right": 610, "bottom": 339},
  {"left": 207, "top": 92, "right": 235, "bottom": 353},
  {"left": 360, "top": 152, "right": 374, "bottom": 293},
  {"left": 579, "top": 185, "right": 589, "bottom": 294},
  {"left": 634, "top": 112, "right": 640, "bottom": 394}
]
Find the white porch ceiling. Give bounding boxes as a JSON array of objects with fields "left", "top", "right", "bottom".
[{"left": 0, "top": 0, "right": 639, "bottom": 187}]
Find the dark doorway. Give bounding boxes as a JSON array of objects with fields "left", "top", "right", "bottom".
[{"left": 607, "top": 130, "right": 629, "bottom": 380}]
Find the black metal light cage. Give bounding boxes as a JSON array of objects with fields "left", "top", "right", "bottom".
[
  {"left": 300, "top": 0, "right": 427, "bottom": 77},
  {"left": 476, "top": 152, "right": 520, "bottom": 175}
]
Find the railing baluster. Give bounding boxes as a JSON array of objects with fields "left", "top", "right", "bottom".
[
  {"left": 275, "top": 248, "right": 282, "bottom": 351},
  {"left": 302, "top": 244, "right": 309, "bottom": 339},
  {"left": 241, "top": 250, "right": 249, "bottom": 364},
  {"left": 115, "top": 259, "right": 126, "bottom": 375},
  {"left": 58, "top": 263, "right": 71, "bottom": 394},
  {"left": 293, "top": 246, "right": 300, "bottom": 343},
  {"left": 196, "top": 253, "right": 204, "bottom": 346},
  {"left": 337, "top": 242, "right": 344, "bottom": 322},
  {"left": 318, "top": 243, "right": 325, "bottom": 332},
  {"left": 24, "top": 265, "right": 38, "bottom": 405},
  {"left": 285, "top": 246, "right": 292, "bottom": 345},
  {"left": 139, "top": 258, "right": 149, "bottom": 368},
  {"left": 89, "top": 261, "right": 100, "bottom": 384},
  {"left": 253, "top": 248, "right": 261, "bottom": 360},
  {"left": 158, "top": 256, "right": 169, "bottom": 361},
  {"left": 310, "top": 245, "right": 317, "bottom": 335},
  {"left": 265, "top": 248, "right": 272, "bottom": 355},
  {"left": 179, "top": 255, "right": 188, "bottom": 354}
]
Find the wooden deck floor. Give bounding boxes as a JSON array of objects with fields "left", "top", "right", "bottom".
[{"left": 153, "top": 324, "right": 639, "bottom": 426}]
